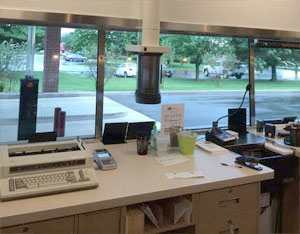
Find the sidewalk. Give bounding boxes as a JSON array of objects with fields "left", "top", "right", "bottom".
[{"left": 0, "top": 94, "right": 155, "bottom": 143}]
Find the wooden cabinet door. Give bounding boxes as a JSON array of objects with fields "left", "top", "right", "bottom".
[
  {"left": 198, "top": 183, "right": 259, "bottom": 222},
  {"left": 1, "top": 216, "right": 75, "bottom": 234},
  {"left": 198, "top": 210, "right": 258, "bottom": 234},
  {"left": 78, "top": 208, "right": 121, "bottom": 234}
]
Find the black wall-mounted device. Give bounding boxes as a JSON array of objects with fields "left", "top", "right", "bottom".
[
  {"left": 17, "top": 77, "right": 39, "bottom": 140},
  {"left": 228, "top": 108, "right": 247, "bottom": 134},
  {"left": 256, "top": 120, "right": 264, "bottom": 132},
  {"left": 265, "top": 123, "right": 276, "bottom": 138}
]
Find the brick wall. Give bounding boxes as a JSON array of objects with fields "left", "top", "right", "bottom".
[{"left": 42, "top": 27, "right": 61, "bottom": 92}]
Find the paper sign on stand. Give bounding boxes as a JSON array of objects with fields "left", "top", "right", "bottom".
[{"left": 161, "top": 104, "right": 184, "bottom": 135}]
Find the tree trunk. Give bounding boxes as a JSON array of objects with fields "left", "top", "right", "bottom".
[
  {"left": 295, "top": 65, "right": 298, "bottom": 80},
  {"left": 271, "top": 65, "right": 277, "bottom": 81},
  {"left": 195, "top": 63, "right": 200, "bottom": 81}
]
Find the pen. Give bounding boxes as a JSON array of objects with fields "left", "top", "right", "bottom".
[{"left": 221, "top": 163, "right": 243, "bottom": 169}]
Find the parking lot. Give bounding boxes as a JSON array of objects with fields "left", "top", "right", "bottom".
[
  {"left": 33, "top": 54, "right": 298, "bottom": 81},
  {"left": 106, "top": 90, "right": 300, "bottom": 128}
]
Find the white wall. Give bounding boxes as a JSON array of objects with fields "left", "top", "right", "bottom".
[{"left": 1, "top": 0, "right": 300, "bottom": 32}]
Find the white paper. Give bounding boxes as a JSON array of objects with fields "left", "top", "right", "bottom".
[
  {"left": 183, "top": 199, "right": 193, "bottom": 224},
  {"left": 172, "top": 197, "right": 193, "bottom": 224},
  {"left": 161, "top": 104, "right": 184, "bottom": 135},
  {"left": 264, "top": 142, "right": 294, "bottom": 156},
  {"left": 173, "top": 199, "right": 189, "bottom": 224},
  {"left": 166, "top": 170, "right": 204, "bottom": 179},
  {"left": 156, "top": 153, "right": 189, "bottom": 166},
  {"left": 139, "top": 203, "right": 160, "bottom": 229},
  {"left": 196, "top": 141, "right": 228, "bottom": 155}
]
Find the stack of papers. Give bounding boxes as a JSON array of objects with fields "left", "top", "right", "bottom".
[
  {"left": 265, "top": 142, "right": 294, "bottom": 156},
  {"left": 196, "top": 141, "right": 228, "bottom": 155},
  {"left": 155, "top": 153, "right": 189, "bottom": 166},
  {"left": 166, "top": 170, "right": 204, "bottom": 179}
]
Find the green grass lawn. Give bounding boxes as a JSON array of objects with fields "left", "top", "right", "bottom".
[
  {"left": 105, "top": 78, "right": 300, "bottom": 91},
  {"left": 104, "top": 78, "right": 300, "bottom": 91},
  {"left": 1, "top": 71, "right": 96, "bottom": 92},
  {"left": 58, "top": 73, "right": 95, "bottom": 91},
  {"left": 104, "top": 78, "right": 248, "bottom": 91},
  {"left": 1, "top": 71, "right": 300, "bottom": 92}
]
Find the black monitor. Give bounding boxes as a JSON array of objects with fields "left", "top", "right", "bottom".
[
  {"left": 102, "top": 122, "right": 128, "bottom": 145},
  {"left": 126, "top": 121, "right": 155, "bottom": 140},
  {"left": 282, "top": 116, "right": 297, "bottom": 124}
]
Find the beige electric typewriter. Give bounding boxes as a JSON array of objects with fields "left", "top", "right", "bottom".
[{"left": 0, "top": 139, "right": 98, "bottom": 201}]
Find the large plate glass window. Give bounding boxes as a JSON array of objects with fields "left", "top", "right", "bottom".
[
  {"left": 254, "top": 40, "right": 300, "bottom": 120},
  {"left": 104, "top": 32, "right": 250, "bottom": 129},
  {"left": 0, "top": 24, "right": 98, "bottom": 143}
]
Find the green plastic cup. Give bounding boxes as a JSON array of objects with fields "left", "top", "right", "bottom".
[{"left": 177, "top": 131, "right": 197, "bottom": 155}]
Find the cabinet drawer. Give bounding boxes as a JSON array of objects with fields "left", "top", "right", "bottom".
[
  {"left": 78, "top": 208, "right": 121, "bottom": 234},
  {"left": 198, "top": 209, "right": 258, "bottom": 234},
  {"left": 1, "top": 216, "right": 74, "bottom": 234},
  {"left": 198, "top": 183, "right": 258, "bottom": 221}
]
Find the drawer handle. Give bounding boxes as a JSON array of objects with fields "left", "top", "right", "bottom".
[
  {"left": 23, "top": 227, "right": 29, "bottom": 233},
  {"left": 219, "top": 198, "right": 240, "bottom": 208},
  {"left": 219, "top": 220, "right": 239, "bottom": 234}
]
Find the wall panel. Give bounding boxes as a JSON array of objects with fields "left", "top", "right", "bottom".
[{"left": 0, "top": 0, "right": 299, "bottom": 32}]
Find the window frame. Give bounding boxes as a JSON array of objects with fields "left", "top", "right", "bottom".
[{"left": 0, "top": 13, "right": 299, "bottom": 143}]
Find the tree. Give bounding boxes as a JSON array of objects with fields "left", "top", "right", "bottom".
[
  {"left": 64, "top": 30, "right": 138, "bottom": 58},
  {"left": 106, "top": 31, "right": 138, "bottom": 58},
  {"left": 160, "top": 34, "right": 176, "bottom": 66},
  {"left": 0, "top": 40, "right": 26, "bottom": 91},
  {"left": 255, "top": 48, "right": 291, "bottom": 81},
  {"left": 0, "top": 25, "right": 45, "bottom": 50},
  {"left": 63, "top": 30, "right": 138, "bottom": 83},
  {"left": 230, "top": 38, "right": 249, "bottom": 64},
  {"left": 166, "top": 35, "right": 235, "bottom": 81},
  {"left": 286, "top": 49, "right": 300, "bottom": 80},
  {"left": 64, "top": 29, "right": 98, "bottom": 56}
]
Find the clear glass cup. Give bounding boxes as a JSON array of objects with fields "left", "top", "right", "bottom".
[{"left": 156, "top": 134, "right": 169, "bottom": 155}]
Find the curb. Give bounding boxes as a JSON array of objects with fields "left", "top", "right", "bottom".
[
  {"left": 1, "top": 90, "right": 300, "bottom": 99},
  {"left": 0, "top": 112, "right": 126, "bottom": 126}
]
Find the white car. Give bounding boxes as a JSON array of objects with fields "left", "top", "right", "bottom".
[
  {"left": 203, "top": 64, "right": 246, "bottom": 79},
  {"left": 115, "top": 63, "right": 137, "bottom": 78}
]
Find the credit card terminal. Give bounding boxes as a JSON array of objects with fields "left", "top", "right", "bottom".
[{"left": 93, "top": 149, "right": 117, "bottom": 170}]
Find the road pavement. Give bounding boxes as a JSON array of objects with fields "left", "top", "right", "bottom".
[
  {"left": 34, "top": 54, "right": 90, "bottom": 75},
  {"left": 0, "top": 95, "right": 154, "bottom": 143},
  {"left": 105, "top": 91, "right": 300, "bottom": 128},
  {"left": 1, "top": 90, "right": 300, "bottom": 143}
]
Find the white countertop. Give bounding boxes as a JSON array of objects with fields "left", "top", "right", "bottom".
[{"left": 0, "top": 141, "right": 274, "bottom": 227}]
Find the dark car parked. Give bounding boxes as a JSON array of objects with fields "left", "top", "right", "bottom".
[{"left": 162, "top": 64, "right": 174, "bottom": 78}]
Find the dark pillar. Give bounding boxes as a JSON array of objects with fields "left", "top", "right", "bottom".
[{"left": 248, "top": 38, "right": 256, "bottom": 126}]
